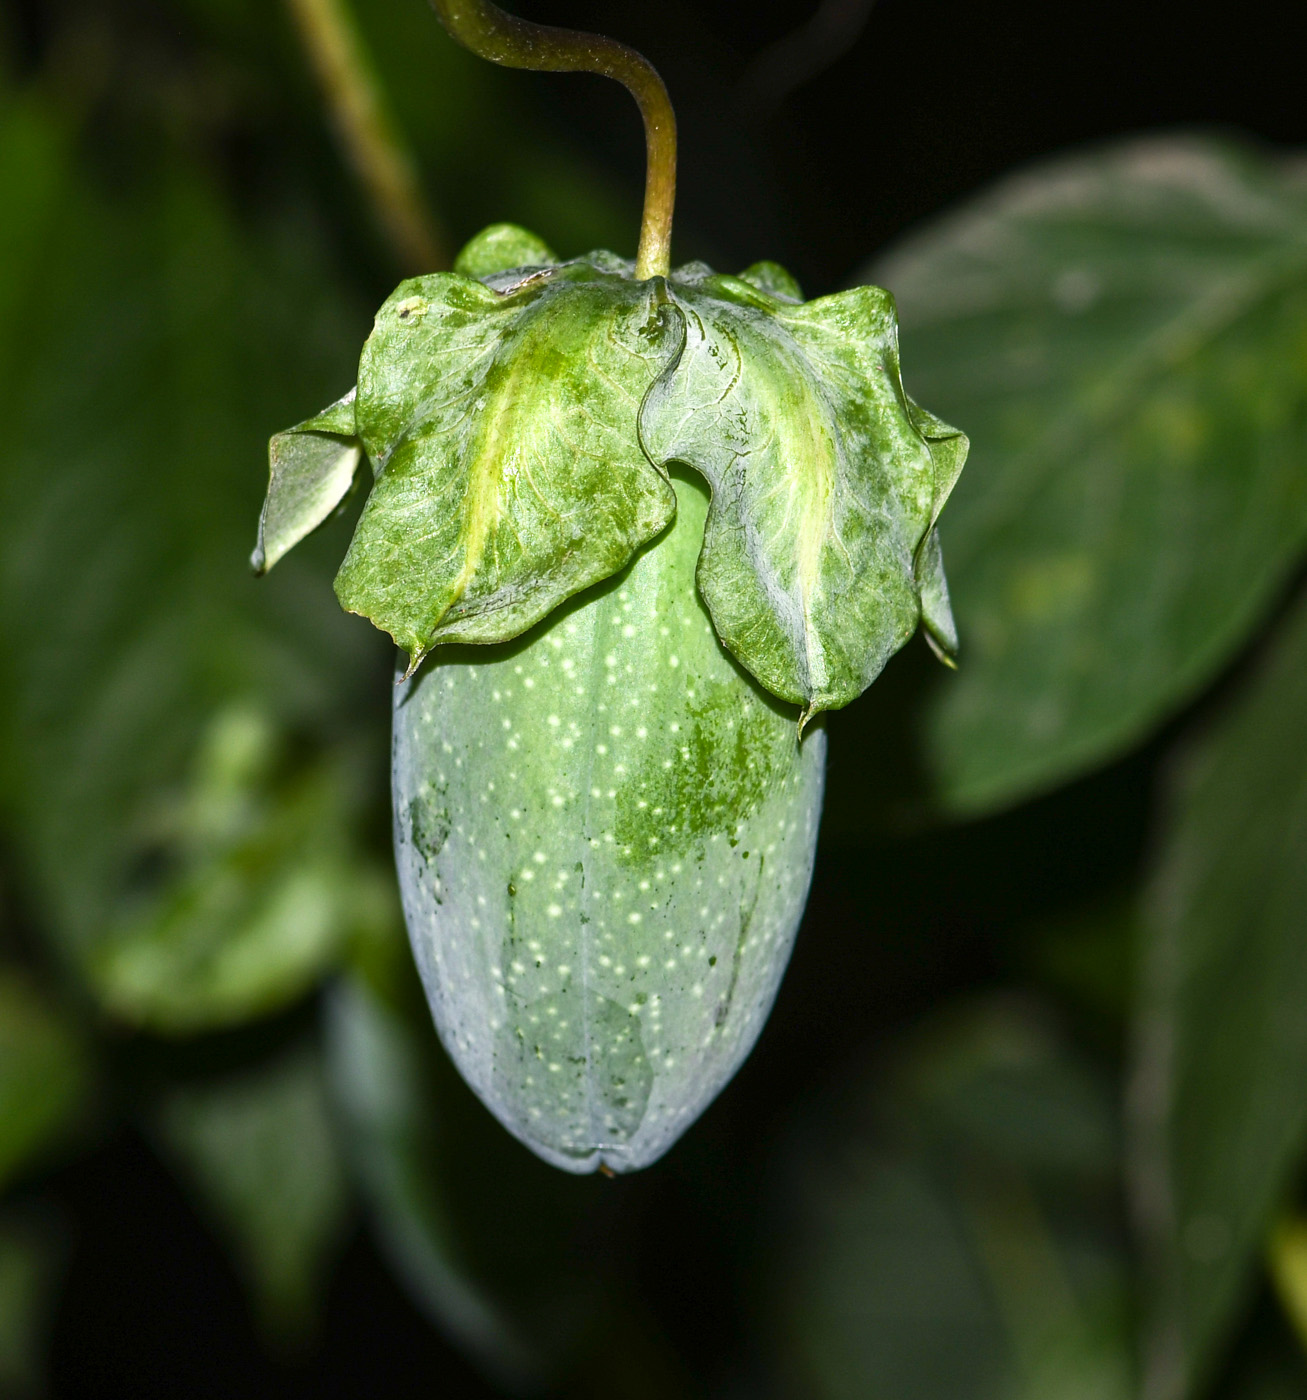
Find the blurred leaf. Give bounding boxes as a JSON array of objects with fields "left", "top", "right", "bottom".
[
  {"left": 883, "top": 998, "right": 1118, "bottom": 1184},
  {"left": 0, "top": 1209, "right": 66, "bottom": 1399},
  {"left": 0, "top": 88, "right": 388, "bottom": 1023},
  {"left": 345, "top": 6, "right": 634, "bottom": 259},
  {"left": 329, "top": 955, "right": 701, "bottom": 1396},
  {"left": 1017, "top": 897, "right": 1138, "bottom": 1035},
  {"left": 324, "top": 973, "right": 543, "bottom": 1391},
  {"left": 774, "top": 997, "right": 1132, "bottom": 1400},
  {"left": 1130, "top": 589, "right": 1307, "bottom": 1400},
  {"left": 0, "top": 95, "right": 68, "bottom": 343},
  {"left": 0, "top": 967, "right": 90, "bottom": 1192},
  {"left": 1269, "top": 1216, "right": 1307, "bottom": 1359},
  {"left": 155, "top": 1043, "right": 348, "bottom": 1342},
  {"left": 869, "top": 136, "right": 1307, "bottom": 815},
  {"left": 90, "top": 706, "right": 392, "bottom": 1034}
]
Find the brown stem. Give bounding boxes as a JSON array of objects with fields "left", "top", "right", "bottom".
[
  {"left": 430, "top": 0, "right": 676, "bottom": 279},
  {"left": 286, "top": 0, "right": 447, "bottom": 272}
]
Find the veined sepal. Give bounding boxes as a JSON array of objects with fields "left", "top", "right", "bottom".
[
  {"left": 640, "top": 272, "right": 968, "bottom": 725},
  {"left": 336, "top": 257, "right": 686, "bottom": 673}
]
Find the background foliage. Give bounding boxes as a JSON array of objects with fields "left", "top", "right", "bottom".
[{"left": 1, "top": 0, "right": 1306, "bottom": 1396}]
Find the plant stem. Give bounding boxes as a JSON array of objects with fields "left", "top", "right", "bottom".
[
  {"left": 286, "top": 0, "right": 447, "bottom": 272},
  {"left": 429, "top": 0, "right": 676, "bottom": 279}
]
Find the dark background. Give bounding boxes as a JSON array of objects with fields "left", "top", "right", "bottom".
[{"left": 8, "top": 0, "right": 1306, "bottom": 1394}]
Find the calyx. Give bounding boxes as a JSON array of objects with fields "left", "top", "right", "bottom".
[{"left": 254, "top": 222, "right": 967, "bottom": 721}]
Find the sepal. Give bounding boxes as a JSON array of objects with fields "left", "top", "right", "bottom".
[
  {"left": 252, "top": 391, "right": 362, "bottom": 576},
  {"left": 641, "top": 275, "right": 968, "bottom": 719},
  {"left": 334, "top": 261, "right": 682, "bottom": 669}
]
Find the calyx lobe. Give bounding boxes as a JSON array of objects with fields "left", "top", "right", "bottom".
[{"left": 254, "top": 226, "right": 967, "bottom": 715}]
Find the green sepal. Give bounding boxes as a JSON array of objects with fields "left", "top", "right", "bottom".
[
  {"left": 641, "top": 274, "right": 968, "bottom": 721},
  {"left": 915, "top": 528, "right": 958, "bottom": 665},
  {"left": 906, "top": 395, "right": 968, "bottom": 664},
  {"left": 257, "top": 240, "right": 966, "bottom": 709},
  {"left": 453, "top": 223, "right": 558, "bottom": 280},
  {"left": 252, "top": 391, "right": 362, "bottom": 575},
  {"left": 736, "top": 260, "right": 803, "bottom": 302},
  {"left": 333, "top": 259, "right": 681, "bottom": 670}
]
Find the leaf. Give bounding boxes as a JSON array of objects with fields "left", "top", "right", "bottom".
[
  {"left": 870, "top": 135, "right": 1307, "bottom": 813},
  {"left": 252, "top": 391, "right": 362, "bottom": 575},
  {"left": 1268, "top": 1215, "right": 1307, "bottom": 1359},
  {"left": 0, "top": 90, "right": 385, "bottom": 1016},
  {"left": 1129, "top": 588, "right": 1307, "bottom": 1400},
  {"left": 774, "top": 997, "right": 1131, "bottom": 1400},
  {"left": 324, "top": 974, "right": 542, "bottom": 1390},
  {"left": 89, "top": 705, "right": 391, "bottom": 1034},
  {"left": 154, "top": 1045, "right": 348, "bottom": 1341},
  {"left": 0, "top": 968, "right": 90, "bottom": 1191},
  {"left": 0, "top": 94, "right": 68, "bottom": 346},
  {"left": 642, "top": 272, "right": 966, "bottom": 719},
  {"left": 331, "top": 258, "right": 680, "bottom": 666}
]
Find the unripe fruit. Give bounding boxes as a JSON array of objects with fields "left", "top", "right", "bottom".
[{"left": 393, "top": 476, "right": 825, "bottom": 1172}]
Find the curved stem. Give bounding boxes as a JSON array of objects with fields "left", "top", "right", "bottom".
[{"left": 430, "top": 0, "right": 676, "bottom": 279}]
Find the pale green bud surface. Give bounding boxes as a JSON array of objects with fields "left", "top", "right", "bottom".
[{"left": 393, "top": 477, "right": 824, "bottom": 1171}]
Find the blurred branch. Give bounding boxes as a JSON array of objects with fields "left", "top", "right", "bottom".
[
  {"left": 738, "top": 0, "right": 877, "bottom": 122},
  {"left": 285, "top": 0, "right": 447, "bottom": 272}
]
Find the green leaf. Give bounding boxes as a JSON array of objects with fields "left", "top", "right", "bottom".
[
  {"left": 775, "top": 998, "right": 1131, "bottom": 1400},
  {"left": 252, "top": 391, "right": 362, "bottom": 575},
  {"left": 90, "top": 706, "right": 389, "bottom": 1035},
  {"left": 0, "top": 968, "right": 90, "bottom": 1192},
  {"left": 0, "top": 91, "right": 384, "bottom": 1015},
  {"left": 325, "top": 974, "right": 542, "bottom": 1390},
  {"left": 154, "top": 1045, "right": 348, "bottom": 1341},
  {"left": 1268, "top": 1215, "right": 1307, "bottom": 1362},
  {"left": 452, "top": 222, "right": 557, "bottom": 279},
  {"left": 0, "top": 94, "right": 68, "bottom": 347},
  {"left": 642, "top": 274, "right": 966, "bottom": 718},
  {"left": 1130, "top": 588, "right": 1307, "bottom": 1400},
  {"left": 870, "top": 136, "right": 1307, "bottom": 813},
  {"left": 333, "top": 259, "right": 680, "bottom": 667}
]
